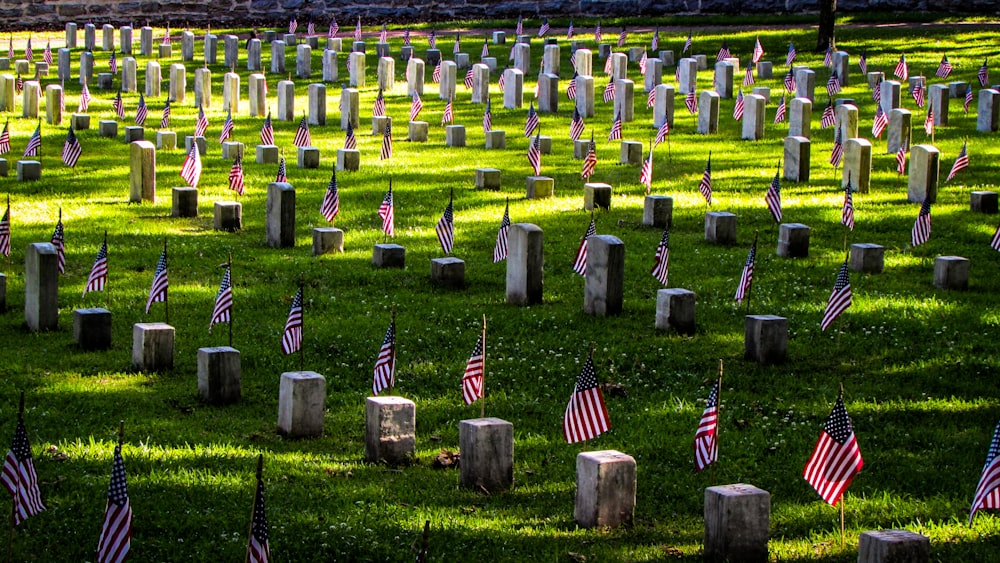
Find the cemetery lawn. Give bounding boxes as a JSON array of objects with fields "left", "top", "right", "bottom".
[{"left": 2, "top": 16, "right": 1000, "bottom": 561}]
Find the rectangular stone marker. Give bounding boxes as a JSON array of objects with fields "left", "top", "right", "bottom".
[
  {"left": 704, "top": 484, "right": 771, "bottom": 563},
  {"left": 705, "top": 211, "right": 737, "bottom": 244},
  {"left": 266, "top": 182, "right": 296, "bottom": 247},
  {"left": 978, "top": 89, "right": 1000, "bottom": 132},
  {"left": 843, "top": 138, "right": 872, "bottom": 193},
  {"left": 584, "top": 235, "right": 624, "bottom": 316},
  {"left": 506, "top": 223, "right": 543, "bottom": 306},
  {"left": 72, "top": 114, "right": 91, "bottom": 131},
  {"left": 929, "top": 84, "right": 949, "bottom": 125},
  {"left": 297, "top": 147, "right": 320, "bottom": 168},
  {"left": 99, "top": 120, "right": 118, "bottom": 138},
  {"left": 337, "top": 149, "right": 360, "bottom": 171},
  {"left": 66, "top": 23, "right": 78, "bottom": 49},
  {"left": 832, "top": 51, "right": 850, "bottom": 86},
  {"left": 836, "top": 103, "right": 859, "bottom": 141},
  {"left": 742, "top": 94, "right": 766, "bottom": 140},
  {"left": 296, "top": 44, "right": 312, "bottom": 79},
  {"left": 475, "top": 168, "right": 501, "bottom": 190},
  {"left": 574, "top": 74, "right": 594, "bottom": 117},
  {"left": 247, "top": 39, "right": 262, "bottom": 71},
  {"left": 534, "top": 73, "right": 558, "bottom": 112},
  {"left": 430, "top": 257, "right": 465, "bottom": 288},
  {"left": 492, "top": 31, "right": 506, "bottom": 44},
  {"left": 584, "top": 183, "right": 612, "bottom": 211},
  {"left": 783, "top": 136, "right": 810, "bottom": 182},
  {"left": 25, "top": 243, "right": 59, "bottom": 332},
  {"left": 645, "top": 58, "right": 663, "bottom": 93},
  {"left": 129, "top": 141, "right": 157, "bottom": 203},
  {"left": 460, "top": 418, "right": 514, "bottom": 493},
  {"left": 445, "top": 124, "right": 466, "bottom": 147},
  {"left": 513, "top": 43, "right": 530, "bottom": 74},
  {"left": 222, "top": 35, "right": 239, "bottom": 68},
  {"left": 171, "top": 187, "right": 198, "bottom": 217},
  {"left": 971, "top": 191, "right": 999, "bottom": 214},
  {"left": 376, "top": 42, "right": 390, "bottom": 57},
  {"left": 140, "top": 26, "right": 152, "bottom": 56},
  {"left": 185, "top": 136, "right": 207, "bottom": 156},
  {"left": 377, "top": 56, "right": 394, "bottom": 90},
  {"left": 103, "top": 24, "right": 115, "bottom": 51},
  {"left": 372, "top": 244, "right": 405, "bottom": 268},
  {"left": 204, "top": 34, "right": 218, "bottom": 65},
  {"left": 197, "top": 347, "right": 241, "bottom": 405},
  {"left": 132, "top": 322, "right": 175, "bottom": 371},
  {"left": 79, "top": 52, "right": 94, "bottom": 85},
  {"left": 85, "top": 23, "right": 96, "bottom": 51},
  {"left": 575, "top": 450, "right": 636, "bottom": 529},
  {"left": 858, "top": 530, "right": 930, "bottom": 563},
  {"left": 322, "top": 49, "right": 338, "bottom": 82},
  {"left": 123, "top": 126, "right": 144, "bottom": 144},
  {"left": 439, "top": 60, "right": 457, "bottom": 101},
  {"left": 122, "top": 57, "right": 137, "bottom": 92},
  {"left": 794, "top": 68, "right": 815, "bottom": 101},
  {"left": 58, "top": 49, "right": 71, "bottom": 82},
  {"left": 222, "top": 72, "right": 240, "bottom": 113},
  {"left": 365, "top": 396, "right": 416, "bottom": 465},
  {"left": 145, "top": 61, "right": 161, "bottom": 97},
  {"left": 525, "top": 176, "right": 554, "bottom": 199},
  {"left": 574, "top": 49, "right": 592, "bottom": 76},
  {"left": 880, "top": 80, "right": 901, "bottom": 115},
  {"left": 16, "top": 160, "right": 40, "bottom": 181},
  {"left": 485, "top": 130, "right": 506, "bottom": 149},
  {"left": 195, "top": 67, "right": 212, "bottom": 109},
  {"left": 659, "top": 50, "right": 674, "bottom": 66},
  {"left": 270, "top": 40, "right": 286, "bottom": 74},
  {"left": 304, "top": 83, "right": 326, "bottom": 126},
  {"left": 744, "top": 315, "right": 787, "bottom": 364},
  {"left": 169, "top": 64, "right": 186, "bottom": 103},
  {"left": 887, "top": 108, "right": 911, "bottom": 154},
  {"left": 698, "top": 90, "right": 720, "bottom": 134},
  {"left": 45, "top": 85, "right": 63, "bottom": 125},
  {"left": 620, "top": 141, "right": 642, "bottom": 165},
  {"left": 653, "top": 84, "right": 675, "bottom": 129},
  {"left": 757, "top": 60, "right": 773, "bottom": 79},
  {"left": 714, "top": 62, "right": 734, "bottom": 99},
  {"left": 248, "top": 73, "right": 266, "bottom": 117},
  {"left": 408, "top": 121, "right": 429, "bottom": 142},
  {"left": 425, "top": 49, "right": 441, "bottom": 66},
  {"left": 656, "top": 288, "right": 695, "bottom": 334},
  {"left": 777, "top": 223, "right": 810, "bottom": 257},
  {"left": 643, "top": 196, "right": 673, "bottom": 228},
  {"left": 21, "top": 81, "right": 39, "bottom": 118},
  {"left": 678, "top": 58, "right": 697, "bottom": 94},
  {"left": 312, "top": 227, "right": 344, "bottom": 255},
  {"left": 908, "top": 144, "right": 939, "bottom": 203},
  {"left": 278, "top": 371, "right": 326, "bottom": 437},
  {"left": 349, "top": 52, "right": 365, "bottom": 87},
  {"left": 351, "top": 40, "right": 364, "bottom": 52},
  {"left": 406, "top": 58, "right": 424, "bottom": 96},
  {"left": 277, "top": 80, "right": 294, "bottom": 121},
  {"left": 614, "top": 78, "right": 634, "bottom": 121},
  {"left": 850, "top": 243, "right": 885, "bottom": 274},
  {"left": 214, "top": 201, "right": 242, "bottom": 231},
  {"left": 610, "top": 53, "right": 628, "bottom": 80},
  {"left": 867, "top": 71, "right": 884, "bottom": 87},
  {"left": 472, "top": 63, "right": 489, "bottom": 104},
  {"left": 181, "top": 30, "right": 195, "bottom": 61},
  {"left": 542, "top": 44, "right": 560, "bottom": 76}
]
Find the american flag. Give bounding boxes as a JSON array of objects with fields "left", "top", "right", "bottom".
[
  {"left": 824, "top": 45, "right": 833, "bottom": 67},
  {"left": 595, "top": 21, "right": 602, "bottom": 44},
  {"left": 538, "top": 17, "right": 550, "bottom": 37},
  {"left": 135, "top": 93, "right": 148, "bottom": 126},
  {"left": 483, "top": 98, "right": 493, "bottom": 133},
  {"left": 162, "top": 26, "right": 171, "bottom": 45},
  {"left": 379, "top": 24, "right": 387, "bottom": 44},
  {"left": 733, "top": 89, "right": 745, "bottom": 121},
  {"left": 328, "top": 19, "right": 339, "bottom": 38},
  {"left": 320, "top": 169, "right": 339, "bottom": 222},
  {"left": 229, "top": 156, "right": 245, "bottom": 196},
  {"left": 432, "top": 60, "right": 442, "bottom": 83},
  {"left": 639, "top": 51, "right": 647, "bottom": 76},
  {"left": 0, "top": 200, "right": 9, "bottom": 258},
  {"left": 96, "top": 444, "right": 132, "bottom": 563},
  {"left": 493, "top": 200, "right": 510, "bottom": 263},
  {"left": 872, "top": 75, "right": 882, "bottom": 102},
  {"left": 109, "top": 49, "right": 117, "bottom": 75},
  {"left": 716, "top": 40, "right": 730, "bottom": 62},
  {"left": 570, "top": 107, "right": 585, "bottom": 141},
  {"left": 524, "top": 102, "right": 539, "bottom": 137},
  {"left": 896, "top": 140, "right": 907, "bottom": 175},
  {"left": 826, "top": 70, "right": 840, "bottom": 96},
  {"left": 820, "top": 99, "right": 835, "bottom": 128},
  {"left": 842, "top": 182, "right": 855, "bottom": 231},
  {"left": 655, "top": 117, "right": 670, "bottom": 144},
  {"left": 0, "top": 121, "right": 9, "bottom": 154},
  {"left": 442, "top": 97, "right": 454, "bottom": 125},
  {"left": 992, "top": 223, "right": 1000, "bottom": 252},
  {"left": 307, "top": 21, "right": 315, "bottom": 36},
  {"left": 567, "top": 72, "right": 578, "bottom": 100},
  {"left": 970, "top": 419, "right": 1000, "bottom": 524},
  {"left": 647, "top": 87, "right": 656, "bottom": 109},
  {"left": 604, "top": 51, "right": 613, "bottom": 75},
  {"left": 380, "top": 120, "right": 392, "bottom": 160},
  {"left": 51, "top": 216, "right": 65, "bottom": 274},
  {"left": 979, "top": 59, "right": 989, "bottom": 87},
  {"left": 786, "top": 41, "right": 796, "bottom": 66},
  {"left": 144, "top": 247, "right": 168, "bottom": 314},
  {"left": 61, "top": 127, "right": 82, "bottom": 168},
  {"left": 936, "top": 55, "right": 953, "bottom": 78},
  {"left": 289, "top": 18, "right": 298, "bottom": 34},
  {"left": 180, "top": 142, "right": 202, "bottom": 188},
  {"left": 602, "top": 80, "right": 615, "bottom": 103},
  {"left": 946, "top": 141, "right": 969, "bottom": 182},
  {"left": 43, "top": 42, "right": 51, "bottom": 65},
  {"left": 820, "top": 262, "right": 852, "bottom": 331},
  {"left": 912, "top": 198, "right": 932, "bottom": 246},
  {"left": 281, "top": 286, "right": 303, "bottom": 355},
  {"left": 159, "top": 99, "right": 170, "bottom": 128},
  {"left": 894, "top": 54, "right": 908, "bottom": 81},
  {"left": 533, "top": 70, "right": 542, "bottom": 99},
  {"left": 372, "top": 320, "right": 396, "bottom": 395},
  {"left": 462, "top": 333, "right": 485, "bottom": 406},
  {"left": 112, "top": 90, "right": 125, "bottom": 120},
  {"left": 83, "top": 237, "right": 109, "bottom": 296},
  {"left": 478, "top": 40, "right": 488, "bottom": 60},
  {"left": 453, "top": 35, "right": 461, "bottom": 55},
  {"left": 409, "top": 92, "right": 423, "bottom": 122},
  {"left": 858, "top": 49, "right": 867, "bottom": 74},
  {"left": 682, "top": 32, "right": 692, "bottom": 54},
  {"left": 581, "top": 134, "right": 597, "bottom": 179},
  {"left": 354, "top": 16, "right": 362, "bottom": 42},
  {"left": 617, "top": 27, "right": 627, "bottom": 48},
  {"left": 23, "top": 123, "right": 41, "bottom": 157},
  {"left": 195, "top": 105, "right": 208, "bottom": 137},
  {"left": 650, "top": 228, "right": 669, "bottom": 286},
  {"left": 527, "top": 131, "right": 542, "bottom": 175},
  {"left": 436, "top": 192, "right": 455, "bottom": 254},
  {"left": 699, "top": 155, "right": 713, "bottom": 205},
  {"left": 209, "top": 267, "right": 232, "bottom": 329},
  {"left": 563, "top": 351, "right": 611, "bottom": 444},
  {"left": 607, "top": 111, "right": 622, "bottom": 141},
  {"left": 872, "top": 105, "right": 888, "bottom": 138},
  {"left": 344, "top": 122, "right": 357, "bottom": 150},
  {"left": 752, "top": 37, "right": 764, "bottom": 64},
  {"left": 924, "top": 108, "right": 935, "bottom": 136},
  {"left": 912, "top": 81, "right": 925, "bottom": 108},
  {"left": 378, "top": 184, "right": 394, "bottom": 237},
  {"left": 774, "top": 94, "right": 787, "bottom": 123},
  {"left": 275, "top": 156, "right": 287, "bottom": 183},
  {"left": 736, "top": 238, "right": 757, "bottom": 305},
  {"left": 803, "top": 394, "right": 863, "bottom": 505},
  {"left": 572, "top": 219, "right": 596, "bottom": 276},
  {"left": 743, "top": 65, "right": 755, "bottom": 87},
  {"left": 639, "top": 146, "right": 653, "bottom": 193},
  {"left": 403, "top": 29, "right": 411, "bottom": 46},
  {"left": 693, "top": 382, "right": 719, "bottom": 472},
  {"left": 1, "top": 414, "right": 46, "bottom": 526},
  {"left": 220, "top": 109, "right": 235, "bottom": 142},
  {"left": 831, "top": 126, "right": 844, "bottom": 167},
  {"left": 965, "top": 87, "right": 974, "bottom": 114},
  {"left": 247, "top": 464, "right": 270, "bottom": 563},
  {"left": 567, "top": 20, "right": 575, "bottom": 40},
  {"left": 651, "top": 27, "right": 659, "bottom": 51},
  {"left": 428, "top": 29, "right": 436, "bottom": 50},
  {"left": 685, "top": 88, "right": 698, "bottom": 114},
  {"left": 292, "top": 115, "right": 311, "bottom": 147},
  {"left": 765, "top": 172, "right": 782, "bottom": 223},
  {"left": 516, "top": 15, "right": 523, "bottom": 36},
  {"left": 783, "top": 68, "right": 795, "bottom": 93}
]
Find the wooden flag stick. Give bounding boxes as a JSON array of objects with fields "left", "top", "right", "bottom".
[
  {"left": 711, "top": 359, "right": 723, "bottom": 486},
  {"left": 582, "top": 341, "right": 596, "bottom": 454},
  {"left": 389, "top": 306, "right": 397, "bottom": 395},
  {"left": 163, "top": 237, "right": 169, "bottom": 325},
  {"left": 245, "top": 454, "right": 263, "bottom": 563},
  {"left": 480, "top": 314, "right": 486, "bottom": 419},
  {"left": 744, "top": 231, "right": 759, "bottom": 315},
  {"left": 840, "top": 496, "right": 846, "bottom": 548},
  {"left": 416, "top": 519, "right": 430, "bottom": 563},
  {"left": 103, "top": 230, "right": 109, "bottom": 311},
  {"left": 227, "top": 252, "right": 233, "bottom": 348},
  {"left": 6, "top": 392, "right": 24, "bottom": 563},
  {"left": 298, "top": 277, "right": 305, "bottom": 372},
  {"left": 5, "top": 194, "right": 10, "bottom": 272},
  {"left": 118, "top": 420, "right": 125, "bottom": 447}
]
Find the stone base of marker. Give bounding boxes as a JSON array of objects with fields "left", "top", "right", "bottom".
[
  {"left": 430, "top": 257, "right": 465, "bottom": 289},
  {"left": 858, "top": 530, "right": 929, "bottom": 563},
  {"left": 744, "top": 315, "right": 787, "bottom": 365},
  {"left": 526, "top": 176, "right": 554, "bottom": 199},
  {"left": 132, "top": 322, "right": 175, "bottom": 372},
  {"left": 620, "top": 141, "right": 642, "bottom": 165},
  {"left": 475, "top": 168, "right": 500, "bottom": 190},
  {"left": 213, "top": 202, "right": 242, "bottom": 231},
  {"left": 445, "top": 125, "right": 466, "bottom": 147},
  {"left": 197, "top": 346, "right": 241, "bottom": 405},
  {"left": 73, "top": 308, "right": 112, "bottom": 351},
  {"left": 934, "top": 256, "right": 969, "bottom": 290},
  {"left": 850, "top": 243, "right": 885, "bottom": 274},
  {"left": 372, "top": 115, "right": 389, "bottom": 135},
  {"left": 312, "top": 227, "right": 344, "bottom": 255},
  {"left": 157, "top": 131, "right": 177, "bottom": 150},
  {"left": 584, "top": 235, "right": 624, "bottom": 316},
  {"left": 99, "top": 120, "right": 118, "bottom": 138},
  {"left": 705, "top": 212, "right": 737, "bottom": 244},
  {"left": 656, "top": 289, "right": 695, "bottom": 335},
  {"left": 373, "top": 244, "right": 405, "bottom": 268},
  {"left": 16, "top": 161, "right": 41, "bottom": 181},
  {"left": 408, "top": 121, "right": 429, "bottom": 142},
  {"left": 584, "top": 183, "right": 612, "bottom": 211},
  {"left": 573, "top": 139, "right": 589, "bottom": 159},
  {"left": 459, "top": 418, "right": 514, "bottom": 493},
  {"left": 704, "top": 484, "right": 771, "bottom": 563},
  {"left": 171, "top": 187, "right": 198, "bottom": 217},
  {"left": 776, "top": 223, "right": 810, "bottom": 258},
  {"left": 25, "top": 243, "right": 59, "bottom": 330},
  {"left": 277, "top": 371, "right": 326, "bottom": 438},
  {"left": 971, "top": 191, "right": 998, "bottom": 214},
  {"left": 222, "top": 141, "right": 244, "bottom": 160},
  {"left": 123, "top": 126, "right": 144, "bottom": 144},
  {"left": 185, "top": 136, "right": 207, "bottom": 156},
  {"left": 574, "top": 450, "right": 636, "bottom": 529},
  {"left": 71, "top": 114, "right": 91, "bottom": 130},
  {"left": 365, "top": 396, "right": 416, "bottom": 465},
  {"left": 485, "top": 130, "right": 506, "bottom": 149},
  {"left": 337, "top": 149, "right": 360, "bottom": 171},
  {"left": 256, "top": 144, "right": 279, "bottom": 164},
  {"left": 643, "top": 196, "right": 673, "bottom": 229},
  {"left": 297, "top": 146, "right": 320, "bottom": 168}
]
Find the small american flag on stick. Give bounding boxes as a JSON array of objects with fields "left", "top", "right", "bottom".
[
  {"left": 820, "top": 262, "right": 852, "bottom": 331},
  {"left": 83, "top": 234, "right": 109, "bottom": 297},
  {"left": 435, "top": 190, "right": 455, "bottom": 255},
  {"left": 493, "top": 199, "right": 510, "bottom": 263},
  {"left": 946, "top": 141, "right": 969, "bottom": 182},
  {"left": 572, "top": 218, "right": 596, "bottom": 276},
  {"left": 373, "top": 316, "right": 396, "bottom": 395},
  {"left": 96, "top": 442, "right": 132, "bottom": 563},
  {"left": 1, "top": 399, "right": 46, "bottom": 526},
  {"left": 969, "top": 419, "right": 1000, "bottom": 524},
  {"left": 462, "top": 327, "right": 485, "bottom": 406},
  {"left": 281, "top": 285, "right": 303, "bottom": 355},
  {"left": 145, "top": 244, "right": 169, "bottom": 314},
  {"left": 246, "top": 456, "right": 270, "bottom": 563},
  {"left": 803, "top": 391, "right": 863, "bottom": 505},
  {"left": 650, "top": 228, "right": 669, "bottom": 286},
  {"left": 320, "top": 169, "right": 339, "bottom": 222},
  {"left": 694, "top": 381, "right": 719, "bottom": 472},
  {"left": 911, "top": 198, "right": 932, "bottom": 247},
  {"left": 735, "top": 237, "right": 757, "bottom": 305},
  {"left": 563, "top": 347, "right": 611, "bottom": 444}
]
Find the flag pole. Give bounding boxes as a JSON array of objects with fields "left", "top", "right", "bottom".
[
  {"left": 711, "top": 358, "right": 723, "bottom": 486},
  {"left": 227, "top": 252, "right": 233, "bottom": 348},
  {"left": 103, "top": 230, "right": 109, "bottom": 311},
  {"left": 5, "top": 194, "right": 10, "bottom": 272},
  {"left": 480, "top": 314, "right": 486, "bottom": 419},
  {"left": 163, "top": 237, "right": 169, "bottom": 325},
  {"left": 582, "top": 341, "right": 595, "bottom": 455},
  {"left": 838, "top": 382, "right": 846, "bottom": 547},
  {"left": 245, "top": 453, "right": 263, "bottom": 563},
  {"left": 666, "top": 120, "right": 672, "bottom": 164},
  {"left": 298, "top": 278, "right": 305, "bottom": 372},
  {"left": 744, "top": 231, "right": 759, "bottom": 314},
  {"left": 416, "top": 519, "right": 430, "bottom": 563},
  {"left": 389, "top": 305, "right": 397, "bottom": 395},
  {"left": 6, "top": 392, "right": 24, "bottom": 563}
]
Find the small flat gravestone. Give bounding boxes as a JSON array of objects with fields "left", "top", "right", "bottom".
[
  {"left": 364, "top": 396, "right": 415, "bottom": 465},
  {"left": 574, "top": 450, "right": 636, "bottom": 529}
]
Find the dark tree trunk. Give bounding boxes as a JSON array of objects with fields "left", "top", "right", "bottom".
[{"left": 817, "top": 0, "right": 837, "bottom": 51}]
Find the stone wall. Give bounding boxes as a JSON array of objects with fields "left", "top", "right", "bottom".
[{"left": 2, "top": 0, "right": 996, "bottom": 30}]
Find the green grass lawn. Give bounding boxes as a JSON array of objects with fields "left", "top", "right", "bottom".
[{"left": 0, "top": 18, "right": 999, "bottom": 561}]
